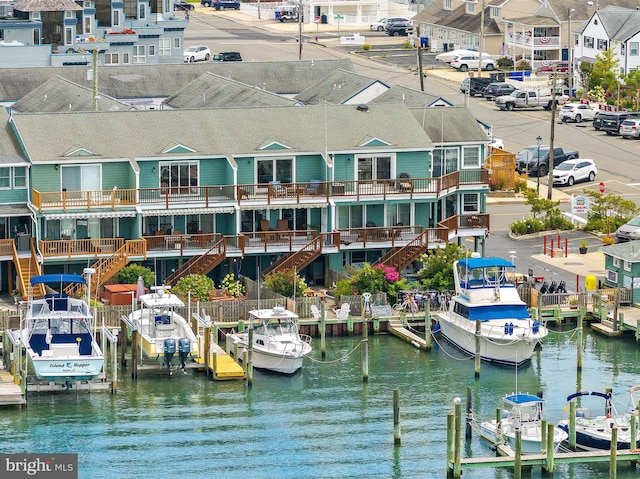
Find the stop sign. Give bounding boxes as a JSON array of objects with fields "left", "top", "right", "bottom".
[{"left": 599, "top": 182, "right": 605, "bottom": 194}]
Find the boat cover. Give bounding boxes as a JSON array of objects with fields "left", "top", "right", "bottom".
[
  {"left": 458, "top": 257, "right": 514, "bottom": 269},
  {"left": 468, "top": 304, "right": 530, "bottom": 321},
  {"left": 504, "top": 393, "right": 544, "bottom": 406},
  {"left": 30, "top": 274, "right": 86, "bottom": 286}
]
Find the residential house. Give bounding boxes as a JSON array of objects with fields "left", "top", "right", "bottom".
[
  {"left": 601, "top": 241, "right": 640, "bottom": 304},
  {"left": 4, "top": 102, "right": 490, "bottom": 294}
]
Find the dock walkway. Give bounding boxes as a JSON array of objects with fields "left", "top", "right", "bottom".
[
  {"left": 0, "top": 358, "right": 25, "bottom": 406},
  {"left": 387, "top": 319, "right": 428, "bottom": 349}
]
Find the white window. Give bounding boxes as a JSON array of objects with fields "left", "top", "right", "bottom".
[
  {"left": 432, "top": 148, "right": 458, "bottom": 177},
  {"left": 450, "top": 31, "right": 456, "bottom": 43},
  {"left": 14, "top": 167, "right": 26, "bottom": 188},
  {"left": 462, "top": 193, "right": 479, "bottom": 213},
  {"left": 444, "top": 0, "right": 451, "bottom": 9},
  {"left": 613, "top": 257, "right": 620, "bottom": 267},
  {"left": 104, "top": 53, "right": 119, "bottom": 65},
  {"left": 160, "top": 160, "right": 199, "bottom": 194},
  {"left": 584, "top": 36, "right": 594, "bottom": 48},
  {"left": 32, "top": 12, "right": 40, "bottom": 20},
  {"left": 438, "top": 29, "right": 443, "bottom": 40},
  {"left": 386, "top": 203, "right": 411, "bottom": 227},
  {"left": 33, "top": 29, "right": 40, "bottom": 44},
  {"left": 148, "top": 45, "right": 155, "bottom": 56},
  {"left": 113, "top": 10, "right": 120, "bottom": 27},
  {"left": 597, "top": 39, "right": 608, "bottom": 50},
  {"left": 257, "top": 158, "right": 293, "bottom": 184},
  {"left": 173, "top": 37, "right": 181, "bottom": 49},
  {"left": 84, "top": 16, "right": 92, "bottom": 34},
  {"left": 83, "top": 1, "right": 92, "bottom": 7},
  {"left": 159, "top": 38, "right": 171, "bottom": 55},
  {"left": 139, "top": 3, "right": 146, "bottom": 19},
  {"left": 491, "top": 7, "right": 499, "bottom": 18},
  {"left": 466, "top": 2, "right": 475, "bottom": 14},
  {"left": 65, "top": 27, "right": 73, "bottom": 45},
  {"left": 65, "top": 11, "right": 74, "bottom": 18},
  {"left": 624, "top": 260, "right": 631, "bottom": 272},
  {"left": 462, "top": 146, "right": 481, "bottom": 168},
  {"left": 61, "top": 165, "right": 101, "bottom": 193},
  {"left": 337, "top": 205, "right": 364, "bottom": 228},
  {"left": 357, "top": 155, "right": 391, "bottom": 180},
  {"left": 0, "top": 168, "right": 10, "bottom": 188},
  {"left": 133, "top": 45, "right": 146, "bottom": 64},
  {"left": 631, "top": 42, "right": 639, "bottom": 56}
]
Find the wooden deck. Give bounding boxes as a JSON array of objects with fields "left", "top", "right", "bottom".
[
  {"left": 387, "top": 319, "right": 428, "bottom": 349},
  {"left": 0, "top": 359, "right": 25, "bottom": 406}
]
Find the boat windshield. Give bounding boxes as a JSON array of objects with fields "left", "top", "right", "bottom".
[
  {"left": 459, "top": 265, "right": 516, "bottom": 289},
  {"left": 455, "top": 303, "right": 530, "bottom": 321},
  {"left": 30, "top": 317, "right": 89, "bottom": 335}
]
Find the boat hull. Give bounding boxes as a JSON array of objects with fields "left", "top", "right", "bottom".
[
  {"left": 480, "top": 420, "right": 568, "bottom": 454},
  {"left": 28, "top": 355, "right": 104, "bottom": 382},
  {"left": 437, "top": 315, "right": 539, "bottom": 365},
  {"left": 228, "top": 333, "right": 311, "bottom": 375},
  {"left": 558, "top": 421, "right": 637, "bottom": 451}
]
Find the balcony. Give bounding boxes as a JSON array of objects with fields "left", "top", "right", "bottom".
[
  {"left": 505, "top": 32, "right": 560, "bottom": 49},
  {"left": 32, "top": 170, "right": 489, "bottom": 213}
]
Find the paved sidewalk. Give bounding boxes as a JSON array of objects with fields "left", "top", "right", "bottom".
[{"left": 532, "top": 250, "right": 605, "bottom": 280}]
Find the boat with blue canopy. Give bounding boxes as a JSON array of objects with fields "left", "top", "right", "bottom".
[
  {"left": 436, "top": 254, "right": 547, "bottom": 365},
  {"left": 12, "top": 274, "right": 104, "bottom": 385}
]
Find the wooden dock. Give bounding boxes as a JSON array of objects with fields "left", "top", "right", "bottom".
[
  {"left": 387, "top": 319, "right": 428, "bottom": 349},
  {"left": 198, "top": 344, "right": 245, "bottom": 380},
  {"left": 0, "top": 359, "right": 25, "bottom": 406}
]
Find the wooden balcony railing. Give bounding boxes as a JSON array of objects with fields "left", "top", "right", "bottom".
[
  {"left": 32, "top": 170, "right": 490, "bottom": 212},
  {"left": 336, "top": 226, "right": 422, "bottom": 247},
  {"left": 142, "top": 233, "right": 222, "bottom": 254},
  {"left": 39, "top": 238, "right": 125, "bottom": 259},
  {"left": 438, "top": 213, "right": 490, "bottom": 237}
]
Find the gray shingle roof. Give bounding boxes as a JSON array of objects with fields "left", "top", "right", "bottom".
[
  {"left": 413, "top": 2, "right": 502, "bottom": 35},
  {"left": 410, "top": 106, "right": 489, "bottom": 143},
  {"left": 13, "top": 0, "right": 82, "bottom": 11},
  {"left": 0, "top": 60, "right": 354, "bottom": 102},
  {"left": 369, "top": 85, "right": 452, "bottom": 108},
  {"left": 11, "top": 76, "right": 132, "bottom": 113},
  {"left": 294, "top": 69, "right": 389, "bottom": 105},
  {"left": 599, "top": 240, "right": 640, "bottom": 262},
  {"left": 11, "top": 103, "right": 432, "bottom": 162},
  {"left": 0, "top": 109, "right": 27, "bottom": 165},
  {"left": 594, "top": 5, "right": 640, "bottom": 42},
  {"left": 162, "top": 72, "right": 296, "bottom": 109}
]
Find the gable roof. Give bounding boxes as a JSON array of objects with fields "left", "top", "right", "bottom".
[
  {"left": 162, "top": 72, "right": 296, "bottom": 109},
  {"left": 590, "top": 5, "right": 640, "bottom": 42},
  {"left": 11, "top": 76, "right": 132, "bottom": 113},
  {"left": 0, "top": 60, "right": 354, "bottom": 102},
  {"left": 13, "top": 0, "right": 82, "bottom": 11},
  {"left": 0, "top": 109, "right": 26, "bottom": 165},
  {"left": 413, "top": 1, "right": 502, "bottom": 36},
  {"left": 369, "top": 85, "right": 452, "bottom": 108},
  {"left": 600, "top": 240, "right": 640, "bottom": 262},
  {"left": 294, "top": 69, "right": 389, "bottom": 105},
  {"left": 9, "top": 104, "right": 433, "bottom": 162},
  {"left": 410, "top": 106, "right": 489, "bottom": 143}
]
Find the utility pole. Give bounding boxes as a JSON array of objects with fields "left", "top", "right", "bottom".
[
  {"left": 92, "top": 47, "right": 98, "bottom": 112},
  {"left": 477, "top": 0, "right": 485, "bottom": 78},
  {"left": 298, "top": 1, "right": 303, "bottom": 60},
  {"left": 416, "top": 24, "right": 424, "bottom": 92},
  {"left": 568, "top": 8, "right": 575, "bottom": 95},
  {"left": 547, "top": 64, "right": 557, "bottom": 200}
]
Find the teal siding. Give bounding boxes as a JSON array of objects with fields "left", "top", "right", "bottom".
[
  {"left": 31, "top": 165, "right": 60, "bottom": 192},
  {"left": 139, "top": 162, "right": 157, "bottom": 189},
  {"left": 119, "top": 217, "right": 136, "bottom": 239},
  {"left": 0, "top": 187, "right": 28, "bottom": 203},
  {"left": 295, "top": 155, "right": 326, "bottom": 182},
  {"left": 366, "top": 203, "right": 384, "bottom": 226},
  {"left": 237, "top": 157, "right": 253, "bottom": 186},
  {"left": 216, "top": 213, "right": 234, "bottom": 236},
  {"left": 103, "top": 162, "right": 133, "bottom": 189},
  {"left": 333, "top": 154, "right": 355, "bottom": 182},
  {"left": 396, "top": 151, "right": 430, "bottom": 178},
  {"left": 201, "top": 158, "right": 232, "bottom": 186},
  {"left": 414, "top": 202, "right": 430, "bottom": 226}
]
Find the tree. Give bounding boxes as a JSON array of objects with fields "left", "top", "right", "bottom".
[
  {"left": 582, "top": 191, "right": 639, "bottom": 233},
  {"left": 417, "top": 243, "right": 469, "bottom": 291},
  {"left": 263, "top": 269, "right": 306, "bottom": 298},
  {"left": 331, "top": 263, "right": 409, "bottom": 299},
  {"left": 172, "top": 274, "right": 215, "bottom": 302},
  {"left": 589, "top": 48, "right": 620, "bottom": 102},
  {"left": 118, "top": 264, "right": 155, "bottom": 287}
]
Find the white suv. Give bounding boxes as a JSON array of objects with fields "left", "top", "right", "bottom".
[
  {"left": 370, "top": 17, "right": 410, "bottom": 32},
  {"left": 183, "top": 45, "right": 211, "bottom": 63},
  {"left": 559, "top": 103, "right": 598, "bottom": 123},
  {"left": 450, "top": 54, "right": 495, "bottom": 72}
]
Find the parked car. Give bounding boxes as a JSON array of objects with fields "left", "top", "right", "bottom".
[
  {"left": 593, "top": 111, "right": 608, "bottom": 131},
  {"left": 619, "top": 119, "right": 640, "bottom": 139},
  {"left": 552, "top": 159, "right": 597, "bottom": 186},
  {"left": 212, "top": 51, "right": 242, "bottom": 62},
  {"left": 279, "top": 9, "right": 301, "bottom": 22},
  {"left": 559, "top": 103, "right": 598, "bottom": 123},
  {"left": 213, "top": 0, "right": 240, "bottom": 10},
  {"left": 536, "top": 62, "right": 569, "bottom": 73},
  {"left": 450, "top": 54, "right": 495, "bottom": 72},
  {"left": 516, "top": 145, "right": 579, "bottom": 177},
  {"left": 459, "top": 77, "right": 493, "bottom": 96},
  {"left": 600, "top": 111, "right": 640, "bottom": 135},
  {"left": 435, "top": 49, "right": 488, "bottom": 63},
  {"left": 370, "top": 17, "right": 410, "bottom": 32},
  {"left": 174, "top": 0, "right": 194, "bottom": 10},
  {"left": 615, "top": 216, "right": 640, "bottom": 242},
  {"left": 183, "top": 45, "right": 211, "bottom": 62},
  {"left": 385, "top": 20, "right": 413, "bottom": 36},
  {"left": 482, "top": 82, "right": 516, "bottom": 100}
]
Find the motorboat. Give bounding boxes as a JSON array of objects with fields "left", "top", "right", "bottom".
[
  {"left": 228, "top": 306, "right": 312, "bottom": 374},
  {"left": 480, "top": 393, "right": 568, "bottom": 454},
  {"left": 15, "top": 274, "right": 104, "bottom": 384},
  {"left": 435, "top": 255, "right": 547, "bottom": 366},
  {"left": 128, "top": 286, "right": 199, "bottom": 373},
  {"left": 558, "top": 389, "right": 640, "bottom": 450}
]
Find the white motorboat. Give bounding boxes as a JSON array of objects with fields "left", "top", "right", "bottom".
[
  {"left": 228, "top": 306, "right": 312, "bottom": 374},
  {"left": 435, "top": 255, "right": 547, "bottom": 366},
  {"left": 16, "top": 274, "right": 104, "bottom": 384},
  {"left": 480, "top": 393, "right": 568, "bottom": 454},
  {"left": 128, "top": 286, "right": 199, "bottom": 372},
  {"left": 558, "top": 389, "right": 640, "bottom": 450}
]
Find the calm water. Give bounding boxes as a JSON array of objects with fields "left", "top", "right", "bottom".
[{"left": 2, "top": 328, "right": 640, "bottom": 478}]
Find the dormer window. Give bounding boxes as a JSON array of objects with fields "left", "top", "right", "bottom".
[
  {"left": 466, "top": 3, "right": 475, "bottom": 14},
  {"left": 65, "top": 11, "right": 73, "bottom": 18},
  {"left": 32, "top": 12, "right": 41, "bottom": 20},
  {"left": 490, "top": 7, "right": 499, "bottom": 18},
  {"left": 444, "top": 0, "right": 452, "bottom": 9},
  {"left": 83, "top": 1, "right": 91, "bottom": 7}
]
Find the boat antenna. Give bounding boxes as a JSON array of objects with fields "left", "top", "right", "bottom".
[{"left": 257, "top": 261, "right": 261, "bottom": 310}]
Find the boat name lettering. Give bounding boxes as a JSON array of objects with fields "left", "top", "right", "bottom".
[{"left": 48, "top": 362, "right": 92, "bottom": 368}]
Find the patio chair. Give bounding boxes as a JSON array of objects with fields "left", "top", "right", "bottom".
[
  {"left": 310, "top": 305, "right": 321, "bottom": 319},
  {"left": 306, "top": 179, "right": 322, "bottom": 195},
  {"left": 396, "top": 173, "right": 412, "bottom": 192},
  {"left": 332, "top": 303, "right": 351, "bottom": 320},
  {"left": 270, "top": 180, "right": 286, "bottom": 197}
]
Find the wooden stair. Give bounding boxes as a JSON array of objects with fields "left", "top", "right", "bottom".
[
  {"left": 375, "top": 230, "right": 431, "bottom": 272},
  {"left": 261, "top": 235, "right": 322, "bottom": 278},
  {"left": 12, "top": 239, "right": 45, "bottom": 298},
  {"left": 164, "top": 238, "right": 227, "bottom": 286},
  {"left": 64, "top": 239, "right": 146, "bottom": 297}
]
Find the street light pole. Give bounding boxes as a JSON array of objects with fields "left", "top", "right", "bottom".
[
  {"left": 477, "top": 0, "right": 485, "bottom": 78},
  {"left": 568, "top": 8, "right": 575, "bottom": 96},
  {"left": 536, "top": 135, "right": 542, "bottom": 195}
]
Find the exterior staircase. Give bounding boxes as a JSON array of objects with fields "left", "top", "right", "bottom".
[
  {"left": 64, "top": 239, "right": 147, "bottom": 297},
  {"left": 12, "top": 239, "right": 45, "bottom": 298},
  {"left": 375, "top": 229, "right": 432, "bottom": 272},
  {"left": 164, "top": 237, "right": 227, "bottom": 286},
  {"left": 261, "top": 235, "right": 323, "bottom": 278}
]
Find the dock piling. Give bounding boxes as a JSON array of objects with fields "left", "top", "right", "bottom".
[
  {"left": 362, "top": 319, "right": 369, "bottom": 383},
  {"left": 454, "top": 397, "right": 462, "bottom": 478},
  {"left": 393, "top": 388, "right": 401, "bottom": 445},
  {"left": 541, "top": 419, "right": 547, "bottom": 453},
  {"left": 569, "top": 400, "right": 576, "bottom": 450},
  {"left": 631, "top": 415, "right": 637, "bottom": 451},
  {"left": 465, "top": 386, "right": 472, "bottom": 440},
  {"left": 446, "top": 412, "right": 454, "bottom": 478},
  {"left": 577, "top": 312, "right": 583, "bottom": 371},
  {"left": 424, "top": 303, "right": 432, "bottom": 351},
  {"left": 320, "top": 303, "right": 326, "bottom": 359},
  {"left": 514, "top": 427, "right": 522, "bottom": 479},
  {"left": 545, "top": 423, "right": 555, "bottom": 472},
  {"left": 474, "top": 320, "right": 481, "bottom": 378},
  {"left": 247, "top": 323, "right": 254, "bottom": 387},
  {"left": 610, "top": 426, "right": 618, "bottom": 479}
]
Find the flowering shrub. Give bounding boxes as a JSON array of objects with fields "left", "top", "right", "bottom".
[
  {"left": 220, "top": 273, "right": 246, "bottom": 298},
  {"left": 332, "top": 263, "right": 409, "bottom": 299},
  {"left": 264, "top": 269, "right": 306, "bottom": 298}
]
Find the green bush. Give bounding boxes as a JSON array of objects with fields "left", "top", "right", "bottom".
[
  {"left": 220, "top": 273, "right": 246, "bottom": 297},
  {"left": 118, "top": 264, "right": 155, "bottom": 287},
  {"left": 496, "top": 57, "right": 513, "bottom": 69},
  {"left": 173, "top": 274, "right": 215, "bottom": 302},
  {"left": 510, "top": 217, "right": 545, "bottom": 236},
  {"left": 362, "top": 43, "right": 371, "bottom": 51},
  {"left": 264, "top": 269, "right": 306, "bottom": 298}
]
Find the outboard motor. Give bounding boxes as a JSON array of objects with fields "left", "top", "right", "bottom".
[
  {"left": 557, "top": 280, "right": 567, "bottom": 294},
  {"left": 539, "top": 282, "right": 548, "bottom": 294},
  {"left": 178, "top": 338, "right": 191, "bottom": 373},
  {"left": 164, "top": 338, "right": 177, "bottom": 374},
  {"left": 548, "top": 281, "right": 557, "bottom": 294}
]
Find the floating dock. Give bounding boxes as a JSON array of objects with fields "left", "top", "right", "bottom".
[
  {"left": 194, "top": 343, "right": 245, "bottom": 380},
  {"left": 387, "top": 319, "right": 428, "bottom": 349},
  {"left": 0, "top": 359, "right": 25, "bottom": 406}
]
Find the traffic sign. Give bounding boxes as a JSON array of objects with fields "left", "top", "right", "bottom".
[
  {"left": 334, "top": 14, "right": 344, "bottom": 19},
  {"left": 572, "top": 194, "right": 590, "bottom": 214},
  {"left": 599, "top": 181, "right": 605, "bottom": 193}
]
